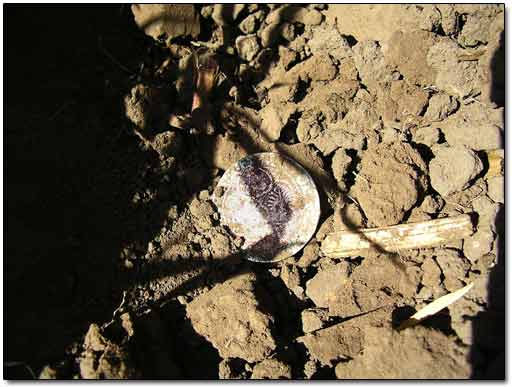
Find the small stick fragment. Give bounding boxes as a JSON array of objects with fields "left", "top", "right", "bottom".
[
  {"left": 321, "top": 214, "right": 474, "bottom": 258},
  {"left": 398, "top": 282, "right": 474, "bottom": 330}
]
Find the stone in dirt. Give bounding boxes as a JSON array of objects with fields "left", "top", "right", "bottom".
[
  {"left": 429, "top": 145, "right": 484, "bottom": 197},
  {"left": 350, "top": 142, "right": 428, "bottom": 227},
  {"left": 437, "top": 103, "right": 503, "bottom": 151},
  {"left": 131, "top": 5, "right": 200, "bottom": 42},
  {"left": 251, "top": 358, "right": 292, "bottom": 379},
  {"left": 334, "top": 326, "right": 471, "bottom": 378},
  {"left": 186, "top": 273, "right": 277, "bottom": 362}
]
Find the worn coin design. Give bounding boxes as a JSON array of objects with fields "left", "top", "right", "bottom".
[{"left": 213, "top": 152, "right": 320, "bottom": 263}]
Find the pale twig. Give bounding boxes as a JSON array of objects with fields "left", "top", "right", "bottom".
[{"left": 102, "top": 290, "right": 127, "bottom": 329}]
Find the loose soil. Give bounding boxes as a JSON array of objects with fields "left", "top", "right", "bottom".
[{"left": 5, "top": 4, "right": 504, "bottom": 380}]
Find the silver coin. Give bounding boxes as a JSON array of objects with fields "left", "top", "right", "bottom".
[{"left": 212, "top": 152, "right": 320, "bottom": 263}]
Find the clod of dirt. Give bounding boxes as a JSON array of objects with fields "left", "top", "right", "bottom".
[
  {"left": 390, "top": 80, "right": 430, "bottom": 117},
  {"left": 350, "top": 142, "right": 428, "bottom": 227},
  {"left": 427, "top": 39, "right": 482, "bottom": 99},
  {"left": 266, "top": 6, "right": 323, "bottom": 26},
  {"left": 463, "top": 229, "right": 495, "bottom": 263},
  {"left": 151, "top": 131, "right": 183, "bottom": 158},
  {"left": 411, "top": 126, "right": 441, "bottom": 147},
  {"left": 420, "top": 256, "right": 443, "bottom": 291},
  {"left": 218, "top": 358, "right": 248, "bottom": 379},
  {"left": 332, "top": 200, "right": 366, "bottom": 231},
  {"left": 280, "top": 264, "right": 304, "bottom": 300},
  {"left": 420, "top": 195, "right": 445, "bottom": 214},
  {"left": 436, "top": 103, "right": 503, "bottom": 150},
  {"left": 334, "top": 326, "right": 471, "bottom": 379},
  {"left": 131, "top": 4, "right": 200, "bottom": 42},
  {"left": 239, "top": 11, "right": 265, "bottom": 34},
  {"left": 456, "top": 5, "right": 503, "bottom": 47},
  {"left": 434, "top": 248, "right": 471, "bottom": 292},
  {"left": 80, "top": 324, "right": 138, "bottom": 379},
  {"left": 423, "top": 93, "right": 458, "bottom": 122},
  {"left": 186, "top": 273, "right": 277, "bottom": 363},
  {"left": 325, "top": 5, "right": 441, "bottom": 43},
  {"left": 351, "top": 252, "right": 421, "bottom": 310},
  {"left": 124, "top": 84, "right": 170, "bottom": 138},
  {"left": 305, "top": 262, "right": 360, "bottom": 317},
  {"left": 297, "top": 239, "right": 320, "bottom": 268},
  {"left": 211, "top": 134, "right": 249, "bottom": 171},
  {"left": 429, "top": 145, "right": 484, "bottom": 197},
  {"left": 331, "top": 148, "right": 352, "bottom": 189},
  {"left": 251, "top": 358, "right": 292, "bottom": 379},
  {"left": 297, "top": 322, "right": 364, "bottom": 367},
  {"left": 486, "top": 176, "right": 504, "bottom": 204},
  {"left": 385, "top": 30, "right": 438, "bottom": 87},
  {"left": 235, "top": 34, "right": 261, "bottom": 62},
  {"left": 308, "top": 24, "right": 352, "bottom": 61},
  {"left": 301, "top": 308, "right": 330, "bottom": 333},
  {"left": 471, "top": 195, "right": 501, "bottom": 231},
  {"left": 211, "top": 4, "right": 246, "bottom": 26},
  {"left": 352, "top": 40, "right": 395, "bottom": 93},
  {"left": 260, "top": 103, "right": 296, "bottom": 142}
]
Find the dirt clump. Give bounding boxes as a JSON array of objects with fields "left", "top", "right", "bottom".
[
  {"left": 429, "top": 145, "right": 484, "bottom": 197},
  {"left": 186, "top": 272, "right": 277, "bottom": 363},
  {"left": 350, "top": 142, "right": 428, "bottom": 227},
  {"left": 251, "top": 358, "right": 292, "bottom": 379},
  {"left": 334, "top": 326, "right": 471, "bottom": 379}
]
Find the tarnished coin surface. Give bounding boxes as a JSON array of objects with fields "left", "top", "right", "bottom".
[{"left": 213, "top": 152, "right": 320, "bottom": 263}]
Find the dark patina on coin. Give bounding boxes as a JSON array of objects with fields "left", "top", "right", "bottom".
[{"left": 213, "top": 152, "right": 320, "bottom": 263}]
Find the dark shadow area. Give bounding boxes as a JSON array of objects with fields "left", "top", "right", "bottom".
[{"left": 469, "top": 15, "right": 505, "bottom": 379}]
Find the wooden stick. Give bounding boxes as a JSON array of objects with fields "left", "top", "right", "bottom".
[{"left": 321, "top": 214, "right": 475, "bottom": 258}]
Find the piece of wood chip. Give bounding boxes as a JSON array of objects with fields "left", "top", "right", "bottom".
[
  {"left": 321, "top": 214, "right": 474, "bottom": 258},
  {"left": 398, "top": 282, "right": 474, "bottom": 330}
]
